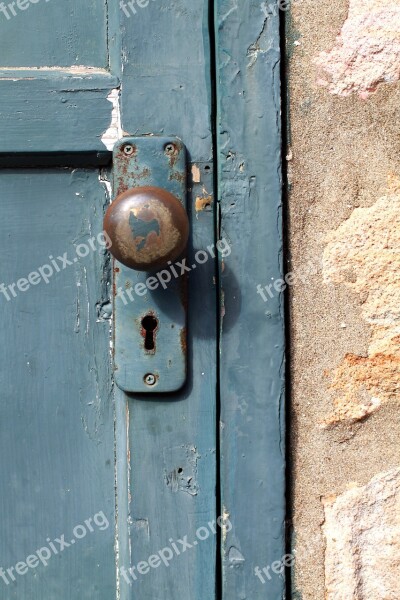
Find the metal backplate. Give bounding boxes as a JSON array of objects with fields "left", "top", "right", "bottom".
[{"left": 112, "top": 137, "right": 187, "bottom": 393}]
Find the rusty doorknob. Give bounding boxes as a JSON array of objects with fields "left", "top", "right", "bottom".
[{"left": 104, "top": 186, "right": 189, "bottom": 271}]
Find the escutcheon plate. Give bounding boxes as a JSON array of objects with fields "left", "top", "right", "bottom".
[{"left": 112, "top": 137, "right": 187, "bottom": 393}]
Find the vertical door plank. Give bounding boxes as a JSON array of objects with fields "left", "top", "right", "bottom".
[
  {"left": 215, "top": 2, "right": 286, "bottom": 599},
  {"left": 116, "top": 2, "right": 218, "bottom": 599},
  {"left": 0, "top": 170, "right": 115, "bottom": 599}
]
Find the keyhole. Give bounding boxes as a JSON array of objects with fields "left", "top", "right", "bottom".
[{"left": 141, "top": 315, "right": 158, "bottom": 351}]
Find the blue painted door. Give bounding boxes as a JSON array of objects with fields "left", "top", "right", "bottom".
[{"left": 0, "top": 2, "right": 285, "bottom": 599}]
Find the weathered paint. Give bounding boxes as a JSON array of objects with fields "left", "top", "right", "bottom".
[
  {"left": 115, "top": 2, "right": 218, "bottom": 599},
  {"left": 0, "top": 70, "right": 119, "bottom": 157},
  {"left": 101, "top": 89, "right": 123, "bottom": 152},
  {"left": 215, "top": 2, "right": 286, "bottom": 599},
  {"left": 0, "top": 6, "right": 121, "bottom": 599},
  {"left": 0, "top": 1, "right": 286, "bottom": 598},
  {"left": 0, "top": 0, "right": 121, "bottom": 158},
  {"left": 0, "top": 1, "right": 108, "bottom": 67},
  {"left": 0, "top": 170, "right": 115, "bottom": 598}
]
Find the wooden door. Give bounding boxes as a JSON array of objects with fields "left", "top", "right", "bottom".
[{"left": 0, "top": 1, "right": 285, "bottom": 599}]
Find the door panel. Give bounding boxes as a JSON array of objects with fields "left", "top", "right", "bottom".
[
  {"left": 0, "top": 1, "right": 285, "bottom": 599},
  {"left": 0, "top": 170, "right": 115, "bottom": 598},
  {"left": 0, "top": 1, "right": 119, "bottom": 155},
  {"left": 0, "top": 0, "right": 108, "bottom": 67}
]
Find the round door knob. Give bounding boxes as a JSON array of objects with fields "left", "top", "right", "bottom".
[{"left": 104, "top": 186, "right": 189, "bottom": 271}]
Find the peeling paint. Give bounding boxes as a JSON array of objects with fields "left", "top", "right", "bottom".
[
  {"left": 99, "top": 168, "right": 113, "bottom": 204},
  {"left": 163, "top": 445, "right": 199, "bottom": 496},
  {"left": 221, "top": 507, "right": 231, "bottom": 545},
  {"left": 0, "top": 65, "right": 111, "bottom": 79},
  {"left": 132, "top": 518, "right": 150, "bottom": 539},
  {"left": 101, "top": 88, "right": 123, "bottom": 151},
  {"left": 195, "top": 195, "right": 213, "bottom": 212},
  {"left": 247, "top": 17, "right": 271, "bottom": 68},
  {"left": 191, "top": 164, "right": 201, "bottom": 183},
  {"left": 228, "top": 546, "right": 245, "bottom": 564},
  {"left": 315, "top": 0, "right": 400, "bottom": 98}
]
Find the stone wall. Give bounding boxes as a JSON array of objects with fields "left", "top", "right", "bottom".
[{"left": 287, "top": 0, "right": 400, "bottom": 597}]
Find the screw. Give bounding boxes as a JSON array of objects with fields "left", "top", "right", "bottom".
[
  {"left": 144, "top": 373, "right": 157, "bottom": 386},
  {"left": 164, "top": 143, "right": 177, "bottom": 156},
  {"left": 123, "top": 144, "right": 135, "bottom": 156}
]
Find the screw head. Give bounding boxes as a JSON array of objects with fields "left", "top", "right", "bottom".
[
  {"left": 123, "top": 144, "right": 135, "bottom": 156},
  {"left": 164, "top": 143, "right": 178, "bottom": 156},
  {"left": 144, "top": 373, "right": 157, "bottom": 386}
]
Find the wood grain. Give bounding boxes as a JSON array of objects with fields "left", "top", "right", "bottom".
[
  {"left": 215, "top": 2, "right": 286, "bottom": 598},
  {"left": 0, "top": 170, "right": 115, "bottom": 599},
  {"left": 115, "top": 1, "right": 218, "bottom": 599}
]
